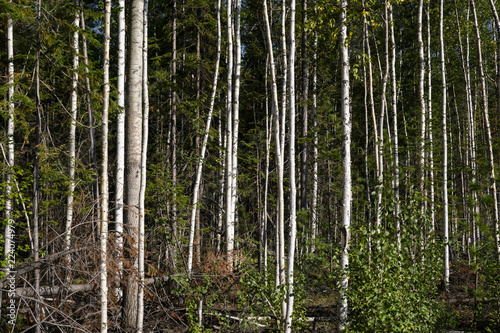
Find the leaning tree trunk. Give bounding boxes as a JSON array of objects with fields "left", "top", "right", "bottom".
[
  {"left": 338, "top": 0, "right": 351, "bottom": 331},
  {"left": 65, "top": 3, "right": 79, "bottom": 271},
  {"left": 100, "top": 0, "right": 111, "bottom": 330},
  {"left": 124, "top": 0, "right": 144, "bottom": 328},
  {"left": 187, "top": 0, "right": 221, "bottom": 274}
]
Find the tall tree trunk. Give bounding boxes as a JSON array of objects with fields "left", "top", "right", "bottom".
[
  {"left": 100, "top": 0, "right": 111, "bottom": 330},
  {"left": 285, "top": 0, "right": 297, "bottom": 329},
  {"left": 80, "top": 6, "right": 99, "bottom": 225},
  {"left": 65, "top": 3, "right": 80, "bottom": 269},
  {"left": 4, "top": 0, "right": 15, "bottom": 272},
  {"left": 440, "top": 0, "right": 449, "bottom": 291},
  {"left": 488, "top": 0, "right": 500, "bottom": 269},
  {"left": 301, "top": 0, "right": 309, "bottom": 214},
  {"left": 338, "top": 0, "right": 351, "bottom": 331},
  {"left": 471, "top": 0, "right": 500, "bottom": 267},
  {"left": 188, "top": 0, "right": 221, "bottom": 274},
  {"left": 115, "top": 0, "right": 126, "bottom": 300},
  {"left": 34, "top": 1, "right": 42, "bottom": 331},
  {"left": 137, "top": 1, "right": 149, "bottom": 330},
  {"left": 124, "top": 0, "right": 144, "bottom": 328},
  {"left": 171, "top": 0, "right": 178, "bottom": 268},
  {"left": 389, "top": 2, "right": 400, "bottom": 250},
  {"left": 311, "top": 5, "right": 319, "bottom": 254},
  {"left": 427, "top": 3, "right": 435, "bottom": 234},
  {"left": 226, "top": 0, "right": 235, "bottom": 270},
  {"left": 263, "top": 0, "right": 285, "bottom": 299},
  {"left": 417, "top": 0, "right": 426, "bottom": 205}
]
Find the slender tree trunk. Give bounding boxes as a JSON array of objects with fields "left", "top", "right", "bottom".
[
  {"left": 488, "top": 0, "right": 500, "bottom": 269},
  {"left": 65, "top": 3, "right": 80, "bottom": 269},
  {"left": 80, "top": 6, "right": 99, "bottom": 225},
  {"left": 389, "top": 2, "right": 400, "bottom": 250},
  {"left": 100, "top": 0, "right": 111, "bottom": 330},
  {"left": 188, "top": 0, "right": 221, "bottom": 274},
  {"left": 418, "top": 0, "right": 426, "bottom": 203},
  {"left": 34, "top": 2, "right": 42, "bottom": 331},
  {"left": 471, "top": 0, "right": 500, "bottom": 267},
  {"left": 124, "top": 0, "right": 144, "bottom": 328},
  {"left": 137, "top": 2, "right": 149, "bottom": 330},
  {"left": 115, "top": 0, "right": 126, "bottom": 300},
  {"left": 301, "top": 0, "right": 309, "bottom": 215},
  {"left": 440, "top": 0, "right": 449, "bottom": 291},
  {"left": 4, "top": 0, "right": 15, "bottom": 272},
  {"left": 338, "top": 0, "right": 351, "bottom": 331},
  {"left": 226, "top": 0, "right": 235, "bottom": 270},
  {"left": 285, "top": 0, "right": 297, "bottom": 329},
  {"left": 427, "top": 3, "right": 435, "bottom": 234},
  {"left": 311, "top": 5, "right": 319, "bottom": 254},
  {"left": 171, "top": 0, "right": 178, "bottom": 267},
  {"left": 263, "top": 0, "right": 285, "bottom": 300}
]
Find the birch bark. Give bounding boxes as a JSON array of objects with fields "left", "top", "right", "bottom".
[
  {"left": 338, "top": 0, "right": 351, "bottom": 330},
  {"left": 100, "top": 0, "right": 111, "bottom": 330}
]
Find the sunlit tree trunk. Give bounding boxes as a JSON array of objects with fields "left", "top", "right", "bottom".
[
  {"left": 417, "top": 0, "right": 426, "bottom": 206},
  {"left": 100, "top": 0, "right": 111, "bottom": 330},
  {"left": 311, "top": 5, "right": 319, "bottom": 254},
  {"left": 338, "top": 0, "right": 351, "bottom": 330},
  {"left": 471, "top": 0, "right": 500, "bottom": 267},
  {"left": 263, "top": 0, "right": 285, "bottom": 298},
  {"left": 115, "top": 0, "right": 126, "bottom": 299},
  {"left": 124, "top": 0, "right": 144, "bottom": 328},
  {"left": 65, "top": 2, "right": 80, "bottom": 268},
  {"left": 389, "top": 2, "right": 400, "bottom": 250},
  {"left": 137, "top": 1, "right": 149, "bottom": 330},
  {"left": 427, "top": 4, "right": 435, "bottom": 234},
  {"left": 285, "top": 0, "right": 297, "bottom": 329},
  {"left": 226, "top": 0, "right": 235, "bottom": 270},
  {"left": 301, "top": 0, "right": 309, "bottom": 216},
  {"left": 488, "top": 0, "right": 500, "bottom": 268},
  {"left": 188, "top": 0, "right": 221, "bottom": 274},
  {"left": 440, "top": 0, "right": 449, "bottom": 291},
  {"left": 4, "top": 0, "right": 15, "bottom": 271}
]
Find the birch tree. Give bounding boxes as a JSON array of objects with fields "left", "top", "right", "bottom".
[
  {"left": 188, "top": 0, "right": 221, "bottom": 274},
  {"left": 440, "top": 0, "right": 449, "bottom": 290},
  {"left": 137, "top": 2, "right": 149, "bottom": 329},
  {"left": 115, "top": 0, "right": 126, "bottom": 299},
  {"left": 65, "top": 2, "right": 79, "bottom": 268},
  {"left": 285, "top": 0, "right": 297, "bottom": 329},
  {"left": 4, "top": 0, "right": 15, "bottom": 271},
  {"left": 124, "top": 0, "right": 144, "bottom": 327},
  {"left": 471, "top": 0, "right": 500, "bottom": 267},
  {"left": 100, "top": 0, "right": 111, "bottom": 330},
  {"left": 226, "top": 0, "right": 235, "bottom": 270},
  {"left": 338, "top": 0, "right": 351, "bottom": 330}
]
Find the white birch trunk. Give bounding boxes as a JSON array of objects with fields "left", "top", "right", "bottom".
[
  {"left": 226, "top": 0, "right": 235, "bottom": 270},
  {"left": 471, "top": 0, "right": 500, "bottom": 267},
  {"left": 285, "top": 0, "right": 297, "bottom": 329},
  {"left": 188, "top": 0, "right": 221, "bottom": 274},
  {"left": 100, "top": 0, "right": 111, "bottom": 330},
  {"left": 427, "top": 4, "right": 435, "bottom": 234},
  {"left": 137, "top": 1, "right": 149, "bottom": 330},
  {"left": 65, "top": 4, "right": 79, "bottom": 267},
  {"left": 389, "top": 3, "right": 400, "bottom": 250},
  {"left": 311, "top": 9, "right": 319, "bottom": 254},
  {"left": 263, "top": 0, "right": 285, "bottom": 297},
  {"left": 488, "top": 0, "right": 500, "bottom": 268},
  {"left": 4, "top": 0, "right": 15, "bottom": 272},
  {"left": 115, "top": 0, "right": 126, "bottom": 300},
  {"left": 338, "top": 0, "right": 351, "bottom": 330},
  {"left": 440, "top": 0, "right": 450, "bottom": 291},
  {"left": 417, "top": 0, "right": 426, "bottom": 202}
]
